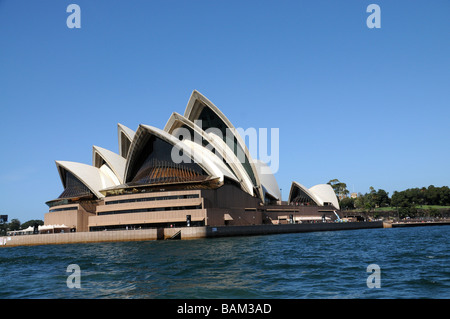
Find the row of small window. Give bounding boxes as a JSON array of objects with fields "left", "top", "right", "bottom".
[
  {"left": 98, "top": 204, "right": 203, "bottom": 216},
  {"left": 105, "top": 194, "right": 200, "bottom": 205},
  {"left": 49, "top": 206, "right": 78, "bottom": 212}
]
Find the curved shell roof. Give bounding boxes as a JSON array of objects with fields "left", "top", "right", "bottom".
[
  {"left": 183, "top": 90, "right": 264, "bottom": 200},
  {"left": 309, "top": 184, "right": 340, "bottom": 210},
  {"left": 164, "top": 112, "right": 254, "bottom": 195},
  {"left": 118, "top": 123, "right": 135, "bottom": 158},
  {"left": 254, "top": 160, "right": 281, "bottom": 200},
  {"left": 124, "top": 124, "right": 236, "bottom": 184},
  {"left": 288, "top": 181, "right": 340, "bottom": 209},
  {"left": 181, "top": 139, "right": 239, "bottom": 183},
  {"left": 92, "top": 145, "right": 127, "bottom": 184},
  {"left": 55, "top": 160, "right": 118, "bottom": 199},
  {"left": 288, "top": 181, "right": 322, "bottom": 206}
]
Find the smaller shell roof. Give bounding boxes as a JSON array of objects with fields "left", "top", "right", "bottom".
[
  {"left": 288, "top": 181, "right": 340, "bottom": 210},
  {"left": 288, "top": 181, "right": 322, "bottom": 206},
  {"left": 118, "top": 123, "right": 135, "bottom": 141},
  {"left": 92, "top": 145, "right": 127, "bottom": 184},
  {"left": 309, "top": 184, "right": 340, "bottom": 210},
  {"left": 118, "top": 123, "right": 136, "bottom": 158},
  {"left": 55, "top": 160, "right": 117, "bottom": 199}
]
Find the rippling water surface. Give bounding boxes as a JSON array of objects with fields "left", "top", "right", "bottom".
[{"left": 1, "top": 225, "right": 449, "bottom": 299}]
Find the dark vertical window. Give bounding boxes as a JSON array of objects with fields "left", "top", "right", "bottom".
[
  {"left": 290, "top": 186, "right": 318, "bottom": 206},
  {"left": 58, "top": 171, "right": 93, "bottom": 199},
  {"left": 121, "top": 133, "right": 131, "bottom": 158},
  {"left": 196, "top": 104, "right": 257, "bottom": 186},
  {"left": 126, "top": 134, "right": 208, "bottom": 186}
]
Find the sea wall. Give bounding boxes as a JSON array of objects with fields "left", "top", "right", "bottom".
[
  {"left": 1, "top": 221, "right": 384, "bottom": 247},
  {"left": 1, "top": 228, "right": 161, "bottom": 247},
  {"left": 391, "top": 221, "right": 450, "bottom": 228},
  {"left": 205, "top": 221, "right": 383, "bottom": 238}
]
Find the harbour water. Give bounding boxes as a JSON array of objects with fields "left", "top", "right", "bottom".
[{"left": 0, "top": 225, "right": 448, "bottom": 299}]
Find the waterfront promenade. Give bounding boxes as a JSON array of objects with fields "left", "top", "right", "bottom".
[
  {"left": 3, "top": 219, "right": 449, "bottom": 248},
  {"left": 1, "top": 221, "right": 383, "bottom": 247}
]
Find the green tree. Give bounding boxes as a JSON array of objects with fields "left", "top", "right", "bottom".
[
  {"left": 390, "top": 185, "right": 450, "bottom": 207},
  {"left": 391, "top": 191, "right": 409, "bottom": 208},
  {"left": 398, "top": 207, "right": 410, "bottom": 219},
  {"left": 340, "top": 197, "right": 355, "bottom": 210},
  {"left": 327, "top": 179, "right": 349, "bottom": 200},
  {"left": 8, "top": 219, "right": 21, "bottom": 231},
  {"left": 21, "top": 220, "right": 44, "bottom": 229},
  {"left": 0, "top": 223, "right": 6, "bottom": 235},
  {"left": 355, "top": 192, "right": 369, "bottom": 211},
  {"left": 426, "top": 185, "right": 439, "bottom": 205},
  {"left": 364, "top": 187, "right": 376, "bottom": 211},
  {"left": 426, "top": 207, "right": 440, "bottom": 218},
  {"left": 354, "top": 187, "right": 388, "bottom": 212},
  {"left": 439, "top": 186, "right": 450, "bottom": 205},
  {"left": 375, "top": 189, "right": 390, "bottom": 207}
]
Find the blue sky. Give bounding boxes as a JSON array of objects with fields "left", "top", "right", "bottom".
[{"left": 0, "top": 0, "right": 449, "bottom": 223}]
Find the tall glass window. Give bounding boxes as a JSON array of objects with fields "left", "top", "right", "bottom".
[
  {"left": 58, "top": 171, "right": 93, "bottom": 199},
  {"left": 126, "top": 135, "right": 208, "bottom": 186},
  {"left": 120, "top": 133, "right": 131, "bottom": 158},
  {"left": 290, "top": 187, "right": 318, "bottom": 206},
  {"left": 196, "top": 105, "right": 257, "bottom": 186}
]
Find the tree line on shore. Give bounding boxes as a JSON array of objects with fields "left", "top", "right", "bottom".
[{"left": 328, "top": 179, "right": 450, "bottom": 219}]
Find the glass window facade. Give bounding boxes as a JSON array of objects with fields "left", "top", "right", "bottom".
[
  {"left": 196, "top": 104, "right": 257, "bottom": 186},
  {"left": 105, "top": 194, "right": 199, "bottom": 205},
  {"left": 126, "top": 134, "right": 208, "bottom": 186},
  {"left": 98, "top": 204, "right": 202, "bottom": 216},
  {"left": 49, "top": 206, "right": 78, "bottom": 213},
  {"left": 290, "top": 186, "right": 318, "bottom": 206},
  {"left": 58, "top": 170, "right": 94, "bottom": 199},
  {"left": 120, "top": 132, "right": 131, "bottom": 158}
]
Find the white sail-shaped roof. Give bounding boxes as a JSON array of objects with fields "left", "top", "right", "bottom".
[
  {"left": 288, "top": 181, "right": 322, "bottom": 206},
  {"left": 183, "top": 90, "right": 264, "bottom": 200},
  {"left": 118, "top": 123, "right": 135, "bottom": 158},
  {"left": 124, "top": 124, "right": 236, "bottom": 184},
  {"left": 206, "top": 133, "right": 255, "bottom": 195},
  {"left": 92, "top": 145, "right": 126, "bottom": 184},
  {"left": 181, "top": 139, "right": 239, "bottom": 183},
  {"left": 55, "top": 161, "right": 117, "bottom": 199},
  {"left": 164, "top": 112, "right": 254, "bottom": 195},
  {"left": 309, "top": 184, "right": 340, "bottom": 210},
  {"left": 254, "top": 160, "right": 281, "bottom": 200},
  {"left": 288, "top": 181, "right": 340, "bottom": 209}
]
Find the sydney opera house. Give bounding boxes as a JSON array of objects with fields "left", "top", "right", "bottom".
[{"left": 45, "top": 91, "right": 340, "bottom": 232}]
